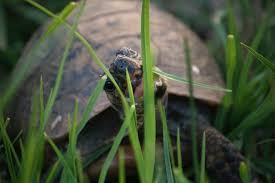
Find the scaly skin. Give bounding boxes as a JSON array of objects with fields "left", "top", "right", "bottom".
[{"left": 104, "top": 47, "right": 245, "bottom": 183}]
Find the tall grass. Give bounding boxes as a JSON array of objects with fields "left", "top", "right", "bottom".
[
  {"left": 140, "top": 1, "right": 157, "bottom": 182},
  {"left": 184, "top": 39, "right": 199, "bottom": 182}
]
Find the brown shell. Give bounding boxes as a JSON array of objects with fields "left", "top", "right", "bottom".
[{"left": 10, "top": 0, "right": 224, "bottom": 142}]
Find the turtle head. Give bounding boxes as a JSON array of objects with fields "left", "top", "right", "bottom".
[{"left": 104, "top": 47, "right": 167, "bottom": 119}]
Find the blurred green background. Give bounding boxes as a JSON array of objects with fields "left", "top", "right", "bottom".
[{"left": 0, "top": 0, "right": 69, "bottom": 80}]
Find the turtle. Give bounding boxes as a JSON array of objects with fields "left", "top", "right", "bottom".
[{"left": 7, "top": 0, "right": 247, "bottom": 182}]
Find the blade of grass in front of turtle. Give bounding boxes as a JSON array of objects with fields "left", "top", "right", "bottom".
[
  {"left": 32, "top": 77, "right": 47, "bottom": 181},
  {"left": 0, "top": 114, "right": 19, "bottom": 182},
  {"left": 65, "top": 99, "right": 79, "bottom": 181},
  {"left": 173, "top": 128, "right": 190, "bottom": 183},
  {"left": 44, "top": 133, "right": 76, "bottom": 182},
  {"left": 199, "top": 132, "right": 206, "bottom": 183},
  {"left": 66, "top": 100, "right": 85, "bottom": 182},
  {"left": 184, "top": 38, "right": 200, "bottom": 182},
  {"left": 226, "top": 0, "right": 242, "bottom": 78},
  {"left": 126, "top": 70, "right": 138, "bottom": 126},
  {"left": 98, "top": 105, "right": 135, "bottom": 183},
  {"left": 76, "top": 153, "right": 86, "bottom": 183},
  {"left": 45, "top": 160, "right": 61, "bottom": 183},
  {"left": 40, "top": 1, "right": 77, "bottom": 41},
  {"left": 25, "top": 0, "right": 130, "bottom": 114},
  {"left": 225, "top": 35, "right": 236, "bottom": 102},
  {"left": 70, "top": 100, "right": 78, "bottom": 156},
  {"left": 239, "top": 162, "right": 251, "bottom": 183},
  {"left": 214, "top": 34, "right": 236, "bottom": 130},
  {"left": 39, "top": 76, "right": 45, "bottom": 131},
  {"left": 76, "top": 76, "right": 106, "bottom": 135},
  {"left": 118, "top": 148, "right": 126, "bottom": 183},
  {"left": 240, "top": 43, "right": 275, "bottom": 72},
  {"left": 158, "top": 101, "right": 174, "bottom": 183},
  {"left": 125, "top": 70, "right": 145, "bottom": 183},
  {"left": 153, "top": 68, "right": 232, "bottom": 93},
  {"left": 19, "top": 92, "right": 41, "bottom": 183},
  {"left": 228, "top": 90, "right": 274, "bottom": 138},
  {"left": 43, "top": 0, "right": 84, "bottom": 128},
  {"left": 60, "top": 114, "right": 75, "bottom": 183},
  {"left": 141, "top": 0, "right": 156, "bottom": 182},
  {"left": 173, "top": 170, "right": 191, "bottom": 183}
]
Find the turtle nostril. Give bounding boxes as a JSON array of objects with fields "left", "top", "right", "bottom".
[{"left": 104, "top": 81, "right": 115, "bottom": 92}]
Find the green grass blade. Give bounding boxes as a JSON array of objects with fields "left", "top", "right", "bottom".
[
  {"left": 76, "top": 153, "right": 85, "bottom": 183},
  {"left": 227, "top": 0, "right": 237, "bottom": 36},
  {"left": 76, "top": 76, "right": 106, "bottom": 135},
  {"left": 44, "top": 133, "right": 76, "bottom": 182},
  {"left": 173, "top": 168, "right": 190, "bottom": 183},
  {"left": 125, "top": 70, "right": 145, "bottom": 183},
  {"left": 118, "top": 148, "right": 126, "bottom": 183},
  {"left": 39, "top": 76, "right": 45, "bottom": 131},
  {"left": 41, "top": 2, "right": 77, "bottom": 40},
  {"left": 20, "top": 92, "right": 40, "bottom": 183},
  {"left": 0, "top": 115, "right": 19, "bottom": 182},
  {"left": 126, "top": 70, "right": 138, "bottom": 126},
  {"left": 215, "top": 34, "right": 236, "bottom": 130},
  {"left": 141, "top": 0, "right": 156, "bottom": 182},
  {"left": 158, "top": 101, "right": 174, "bottom": 183},
  {"left": 174, "top": 128, "right": 190, "bottom": 183},
  {"left": 98, "top": 105, "right": 135, "bottom": 183},
  {"left": 67, "top": 99, "right": 79, "bottom": 178},
  {"left": 199, "top": 132, "right": 206, "bottom": 183},
  {"left": 42, "top": 1, "right": 82, "bottom": 128},
  {"left": 241, "top": 43, "right": 275, "bottom": 72},
  {"left": 226, "top": 34, "right": 236, "bottom": 97},
  {"left": 239, "top": 162, "right": 250, "bottom": 183},
  {"left": 184, "top": 38, "right": 200, "bottom": 182},
  {"left": 45, "top": 161, "right": 61, "bottom": 183},
  {"left": 70, "top": 100, "right": 78, "bottom": 153},
  {"left": 153, "top": 68, "right": 231, "bottom": 92}
]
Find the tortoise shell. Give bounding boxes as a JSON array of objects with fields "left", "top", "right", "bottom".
[{"left": 9, "top": 0, "right": 224, "bottom": 150}]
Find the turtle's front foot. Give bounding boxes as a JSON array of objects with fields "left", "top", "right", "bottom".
[{"left": 200, "top": 125, "right": 244, "bottom": 183}]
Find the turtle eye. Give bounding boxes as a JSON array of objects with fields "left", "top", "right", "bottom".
[{"left": 104, "top": 80, "right": 115, "bottom": 92}]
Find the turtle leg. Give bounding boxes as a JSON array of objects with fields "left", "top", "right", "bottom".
[
  {"left": 194, "top": 121, "right": 245, "bottom": 183},
  {"left": 168, "top": 119, "right": 245, "bottom": 182}
]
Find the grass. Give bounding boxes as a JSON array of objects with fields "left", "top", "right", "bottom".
[
  {"left": 158, "top": 101, "right": 174, "bottom": 183},
  {"left": 184, "top": 38, "right": 200, "bottom": 183},
  {"left": 0, "top": 0, "right": 275, "bottom": 183}
]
